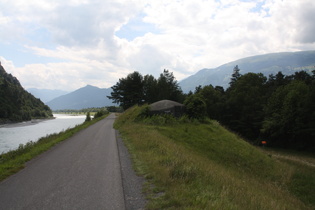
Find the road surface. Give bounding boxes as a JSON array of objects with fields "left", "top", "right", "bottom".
[{"left": 0, "top": 114, "right": 145, "bottom": 210}]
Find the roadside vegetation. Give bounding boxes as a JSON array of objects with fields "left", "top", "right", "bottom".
[
  {"left": 115, "top": 105, "right": 315, "bottom": 209},
  {"left": 0, "top": 113, "right": 109, "bottom": 181},
  {"left": 53, "top": 106, "right": 122, "bottom": 115}
]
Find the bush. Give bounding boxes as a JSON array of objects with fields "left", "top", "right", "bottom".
[
  {"left": 94, "top": 109, "right": 109, "bottom": 118},
  {"left": 184, "top": 94, "right": 207, "bottom": 120},
  {"left": 85, "top": 112, "right": 91, "bottom": 122}
]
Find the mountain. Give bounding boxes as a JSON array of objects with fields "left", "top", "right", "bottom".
[
  {"left": 179, "top": 50, "right": 315, "bottom": 92},
  {"left": 0, "top": 62, "right": 53, "bottom": 123},
  {"left": 46, "top": 85, "right": 114, "bottom": 110},
  {"left": 27, "top": 88, "right": 69, "bottom": 103}
]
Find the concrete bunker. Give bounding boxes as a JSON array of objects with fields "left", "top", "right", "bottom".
[{"left": 149, "top": 100, "right": 185, "bottom": 117}]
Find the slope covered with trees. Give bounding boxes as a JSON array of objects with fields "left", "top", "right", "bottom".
[
  {"left": 0, "top": 63, "right": 53, "bottom": 123},
  {"left": 189, "top": 67, "right": 315, "bottom": 152}
]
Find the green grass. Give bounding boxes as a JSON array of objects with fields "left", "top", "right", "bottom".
[
  {"left": 0, "top": 114, "right": 109, "bottom": 181},
  {"left": 261, "top": 147, "right": 315, "bottom": 207},
  {"left": 289, "top": 163, "right": 315, "bottom": 206},
  {"left": 115, "top": 106, "right": 314, "bottom": 209}
]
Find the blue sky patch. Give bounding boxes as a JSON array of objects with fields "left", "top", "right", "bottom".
[
  {"left": 26, "top": 27, "right": 56, "bottom": 49},
  {"left": 115, "top": 14, "right": 160, "bottom": 41},
  {"left": 1, "top": 43, "right": 62, "bottom": 67}
]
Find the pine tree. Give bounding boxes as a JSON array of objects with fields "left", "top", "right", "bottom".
[{"left": 229, "top": 65, "right": 241, "bottom": 87}]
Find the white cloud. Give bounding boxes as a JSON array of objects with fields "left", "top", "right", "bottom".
[
  {"left": 1, "top": 58, "right": 131, "bottom": 91},
  {"left": 0, "top": 0, "right": 314, "bottom": 91}
]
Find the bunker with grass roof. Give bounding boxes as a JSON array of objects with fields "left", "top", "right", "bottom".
[{"left": 149, "top": 100, "right": 185, "bottom": 117}]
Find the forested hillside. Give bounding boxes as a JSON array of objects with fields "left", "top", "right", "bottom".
[
  {"left": 188, "top": 67, "right": 315, "bottom": 152},
  {"left": 110, "top": 67, "right": 315, "bottom": 152},
  {"left": 0, "top": 63, "right": 53, "bottom": 123}
]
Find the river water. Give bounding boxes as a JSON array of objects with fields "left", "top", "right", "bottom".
[{"left": 0, "top": 114, "right": 86, "bottom": 154}]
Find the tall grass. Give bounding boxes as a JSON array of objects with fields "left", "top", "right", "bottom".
[
  {"left": 0, "top": 114, "right": 108, "bottom": 181},
  {"left": 115, "top": 106, "right": 314, "bottom": 209},
  {"left": 261, "top": 148, "right": 315, "bottom": 207}
]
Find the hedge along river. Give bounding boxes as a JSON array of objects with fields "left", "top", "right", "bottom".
[{"left": 0, "top": 114, "right": 86, "bottom": 154}]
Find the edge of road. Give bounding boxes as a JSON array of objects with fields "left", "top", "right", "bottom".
[{"left": 116, "top": 130, "right": 147, "bottom": 210}]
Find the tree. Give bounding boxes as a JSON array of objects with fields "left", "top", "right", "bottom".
[
  {"left": 229, "top": 65, "right": 241, "bottom": 87},
  {"left": 293, "top": 70, "right": 313, "bottom": 84},
  {"left": 194, "top": 85, "right": 202, "bottom": 94},
  {"left": 198, "top": 85, "right": 225, "bottom": 121},
  {"left": 85, "top": 112, "right": 91, "bottom": 122},
  {"left": 143, "top": 74, "right": 158, "bottom": 104},
  {"left": 108, "top": 70, "right": 184, "bottom": 110},
  {"left": 225, "top": 73, "right": 267, "bottom": 140},
  {"left": 108, "top": 71, "right": 144, "bottom": 110},
  {"left": 261, "top": 80, "right": 315, "bottom": 150},
  {"left": 156, "top": 69, "right": 184, "bottom": 102},
  {"left": 184, "top": 94, "right": 207, "bottom": 120}
]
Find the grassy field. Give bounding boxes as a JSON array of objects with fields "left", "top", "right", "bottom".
[
  {"left": 115, "top": 105, "right": 315, "bottom": 209},
  {"left": 0, "top": 114, "right": 108, "bottom": 181}
]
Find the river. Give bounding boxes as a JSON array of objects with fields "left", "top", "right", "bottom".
[{"left": 0, "top": 114, "right": 86, "bottom": 154}]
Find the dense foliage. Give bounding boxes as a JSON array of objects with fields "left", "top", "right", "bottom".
[
  {"left": 108, "top": 69, "right": 184, "bottom": 110},
  {"left": 109, "top": 66, "right": 314, "bottom": 151},
  {"left": 189, "top": 67, "right": 315, "bottom": 151},
  {"left": 0, "top": 64, "right": 53, "bottom": 123},
  {"left": 183, "top": 94, "right": 207, "bottom": 120}
]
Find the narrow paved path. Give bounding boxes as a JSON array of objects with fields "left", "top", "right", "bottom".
[{"left": 0, "top": 114, "right": 131, "bottom": 210}]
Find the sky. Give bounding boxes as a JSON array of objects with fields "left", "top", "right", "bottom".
[{"left": 0, "top": 0, "right": 315, "bottom": 91}]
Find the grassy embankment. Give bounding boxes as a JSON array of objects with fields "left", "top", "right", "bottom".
[
  {"left": 115, "top": 105, "right": 315, "bottom": 209},
  {"left": 0, "top": 114, "right": 109, "bottom": 181}
]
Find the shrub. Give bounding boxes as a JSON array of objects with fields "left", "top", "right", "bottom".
[
  {"left": 94, "top": 109, "right": 109, "bottom": 118},
  {"left": 85, "top": 112, "right": 91, "bottom": 122},
  {"left": 184, "top": 94, "right": 207, "bottom": 120}
]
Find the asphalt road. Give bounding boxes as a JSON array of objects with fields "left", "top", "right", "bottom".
[{"left": 0, "top": 114, "right": 145, "bottom": 210}]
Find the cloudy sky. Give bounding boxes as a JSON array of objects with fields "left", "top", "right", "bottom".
[{"left": 1, "top": 0, "right": 315, "bottom": 91}]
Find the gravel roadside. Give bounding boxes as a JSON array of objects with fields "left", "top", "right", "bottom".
[{"left": 116, "top": 130, "right": 147, "bottom": 210}]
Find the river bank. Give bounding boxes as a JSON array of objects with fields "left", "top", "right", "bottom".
[
  {"left": 0, "top": 118, "right": 55, "bottom": 128},
  {"left": 0, "top": 114, "right": 108, "bottom": 181},
  {"left": 0, "top": 114, "right": 85, "bottom": 154},
  {"left": 0, "top": 116, "right": 55, "bottom": 128}
]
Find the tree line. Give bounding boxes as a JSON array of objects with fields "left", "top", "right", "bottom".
[
  {"left": 108, "top": 67, "right": 315, "bottom": 152},
  {"left": 55, "top": 107, "right": 108, "bottom": 114},
  {"left": 190, "top": 66, "right": 315, "bottom": 151},
  {"left": 108, "top": 69, "right": 185, "bottom": 110}
]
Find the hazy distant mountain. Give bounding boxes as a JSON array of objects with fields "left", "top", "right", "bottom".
[
  {"left": 179, "top": 50, "right": 315, "bottom": 92},
  {"left": 27, "top": 88, "right": 69, "bottom": 103},
  {"left": 46, "top": 85, "right": 114, "bottom": 110}
]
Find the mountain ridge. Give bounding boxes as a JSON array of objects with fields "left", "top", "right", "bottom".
[
  {"left": 179, "top": 50, "right": 315, "bottom": 92},
  {"left": 46, "top": 85, "right": 114, "bottom": 110},
  {"left": 27, "top": 88, "right": 69, "bottom": 103}
]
